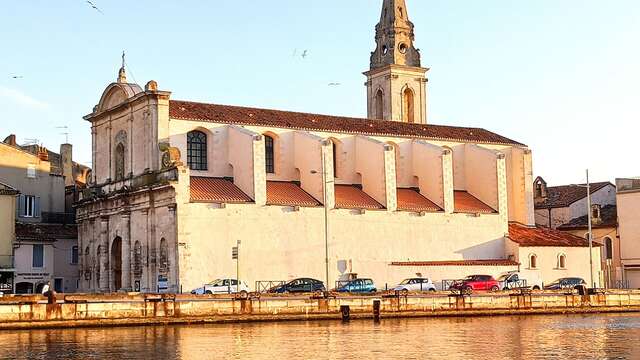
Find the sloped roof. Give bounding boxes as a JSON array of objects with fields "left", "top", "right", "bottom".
[
  {"left": 169, "top": 100, "right": 524, "bottom": 146},
  {"left": 334, "top": 185, "right": 384, "bottom": 210},
  {"left": 0, "top": 182, "right": 19, "bottom": 196},
  {"left": 396, "top": 188, "right": 442, "bottom": 212},
  {"left": 508, "top": 223, "right": 600, "bottom": 247},
  {"left": 390, "top": 259, "right": 519, "bottom": 267},
  {"left": 190, "top": 177, "right": 253, "bottom": 203},
  {"left": 557, "top": 205, "right": 617, "bottom": 230},
  {"left": 454, "top": 191, "right": 496, "bottom": 214},
  {"left": 266, "top": 181, "right": 321, "bottom": 207},
  {"left": 15, "top": 223, "right": 77, "bottom": 241},
  {"left": 534, "top": 182, "right": 613, "bottom": 209}
]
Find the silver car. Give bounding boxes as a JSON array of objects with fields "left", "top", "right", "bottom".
[{"left": 393, "top": 278, "right": 436, "bottom": 292}]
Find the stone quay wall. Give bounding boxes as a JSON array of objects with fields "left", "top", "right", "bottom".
[{"left": 0, "top": 291, "right": 639, "bottom": 330}]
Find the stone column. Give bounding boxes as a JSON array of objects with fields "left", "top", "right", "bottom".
[
  {"left": 121, "top": 212, "right": 132, "bottom": 291},
  {"left": 168, "top": 204, "right": 178, "bottom": 293},
  {"left": 99, "top": 217, "right": 109, "bottom": 292}
]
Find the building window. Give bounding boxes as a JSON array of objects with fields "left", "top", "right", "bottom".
[
  {"left": 133, "top": 241, "right": 142, "bottom": 276},
  {"left": 114, "top": 143, "right": 125, "bottom": 180},
  {"left": 375, "top": 89, "right": 384, "bottom": 120},
  {"left": 264, "top": 135, "right": 275, "bottom": 174},
  {"left": 529, "top": 254, "right": 537, "bottom": 269},
  {"left": 605, "top": 237, "right": 613, "bottom": 260},
  {"left": 19, "top": 195, "right": 39, "bottom": 218},
  {"left": 535, "top": 183, "right": 542, "bottom": 197},
  {"left": 159, "top": 238, "right": 169, "bottom": 274},
  {"left": 71, "top": 246, "right": 79, "bottom": 265},
  {"left": 27, "top": 164, "right": 36, "bottom": 178},
  {"left": 558, "top": 254, "right": 567, "bottom": 269},
  {"left": 32, "top": 244, "right": 44, "bottom": 268},
  {"left": 402, "top": 87, "right": 415, "bottom": 123},
  {"left": 187, "top": 130, "right": 208, "bottom": 171},
  {"left": 96, "top": 246, "right": 101, "bottom": 283},
  {"left": 330, "top": 139, "right": 339, "bottom": 178}
]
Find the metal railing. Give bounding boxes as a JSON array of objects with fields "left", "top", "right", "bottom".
[{"left": 255, "top": 281, "right": 285, "bottom": 293}]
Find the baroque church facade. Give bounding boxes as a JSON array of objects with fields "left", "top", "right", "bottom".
[{"left": 77, "top": 0, "right": 599, "bottom": 293}]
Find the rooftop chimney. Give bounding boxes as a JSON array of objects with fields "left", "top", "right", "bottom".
[{"left": 60, "top": 143, "right": 74, "bottom": 187}]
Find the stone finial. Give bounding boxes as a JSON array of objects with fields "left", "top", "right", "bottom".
[{"left": 145, "top": 80, "right": 158, "bottom": 92}]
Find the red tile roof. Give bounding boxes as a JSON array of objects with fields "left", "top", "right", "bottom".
[
  {"left": 334, "top": 185, "right": 384, "bottom": 210},
  {"left": 454, "top": 191, "right": 496, "bottom": 214},
  {"left": 15, "top": 223, "right": 77, "bottom": 241},
  {"left": 190, "top": 177, "right": 253, "bottom": 203},
  {"left": 266, "top": 181, "right": 321, "bottom": 207},
  {"left": 557, "top": 205, "right": 617, "bottom": 230},
  {"left": 169, "top": 100, "right": 523, "bottom": 146},
  {"left": 390, "top": 259, "right": 520, "bottom": 267},
  {"left": 396, "top": 188, "right": 442, "bottom": 212},
  {"left": 534, "top": 182, "right": 613, "bottom": 209},
  {"left": 508, "top": 223, "right": 600, "bottom": 247}
]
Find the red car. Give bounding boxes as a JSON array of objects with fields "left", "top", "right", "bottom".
[{"left": 449, "top": 275, "right": 499, "bottom": 293}]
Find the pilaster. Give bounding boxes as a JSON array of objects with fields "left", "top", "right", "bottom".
[{"left": 442, "top": 148, "right": 454, "bottom": 214}]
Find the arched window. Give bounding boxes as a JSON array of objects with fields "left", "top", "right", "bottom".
[
  {"left": 605, "top": 237, "right": 613, "bottom": 260},
  {"left": 529, "top": 254, "right": 538, "bottom": 269},
  {"left": 535, "top": 182, "right": 542, "bottom": 197},
  {"left": 84, "top": 246, "right": 90, "bottom": 273},
  {"left": 402, "top": 87, "right": 415, "bottom": 123},
  {"left": 187, "top": 130, "right": 208, "bottom": 171},
  {"left": 159, "top": 238, "right": 169, "bottom": 274},
  {"left": 558, "top": 254, "right": 567, "bottom": 269},
  {"left": 375, "top": 89, "right": 384, "bottom": 120},
  {"left": 264, "top": 134, "right": 275, "bottom": 174},
  {"left": 96, "top": 246, "right": 102, "bottom": 283},
  {"left": 115, "top": 143, "right": 125, "bottom": 180}
]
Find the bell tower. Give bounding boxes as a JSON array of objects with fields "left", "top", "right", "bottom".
[{"left": 365, "top": 0, "right": 429, "bottom": 124}]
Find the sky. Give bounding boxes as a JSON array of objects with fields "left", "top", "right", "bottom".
[{"left": 1, "top": 0, "right": 639, "bottom": 185}]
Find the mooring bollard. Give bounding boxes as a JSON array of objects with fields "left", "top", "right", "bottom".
[
  {"left": 341, "top": 305, "right": 350, "bottom": 322},
  {"left": 373, "top": 300, "right": 381, "bottom": 322}
]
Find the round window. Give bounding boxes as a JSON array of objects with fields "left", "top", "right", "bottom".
[{"left": 399, "top": 43, "right": 408, "bottom": 54}]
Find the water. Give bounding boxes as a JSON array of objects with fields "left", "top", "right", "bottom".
[{"left": 1, "top": 313, "right": 639, "bottom": 359}]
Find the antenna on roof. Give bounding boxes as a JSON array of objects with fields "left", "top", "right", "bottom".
[
  {"left": 56, "top": 126, "right": 69, "bottom": 143},
  {"left": 23, "top": 138, "right": 40, "bottom": 146}
]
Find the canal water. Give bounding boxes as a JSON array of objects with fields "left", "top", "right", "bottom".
[{"left": 1, "top": 313, "right": 639, "bottom": 359}]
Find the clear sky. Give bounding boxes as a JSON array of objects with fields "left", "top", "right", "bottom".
[{"left": 1, "top": 0, "right": 638, "bottom": 185}]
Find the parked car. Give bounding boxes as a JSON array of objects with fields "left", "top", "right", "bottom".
[
  {"left": 336, "top": 278, "right": 377, "bottom": 293},
  {"left": 544, "top": 277, "right": 587, "bottom": 290},
  {"left": 497, "top": 271, "right": 542, "bottom": 290},
  {"left": 268, "top": 278, "right": 326, "bottom": 293},
  {"left": 449, "top": 275, "right": 500, "bottom": 293},
  {"left": 191, "top": 279, "right": 250, "bottom": 295},
  {"left": 393, "top": 278, "right": 436, "bottom": 292}
]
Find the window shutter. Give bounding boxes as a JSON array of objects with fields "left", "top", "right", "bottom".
[
  {"left": 34, "top": 197, "right": 41, "bottom": 218},
  {"left": 17, "top": 195, "right": 25, "bottom": 217}
]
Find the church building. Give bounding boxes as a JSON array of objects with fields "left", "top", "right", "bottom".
[{"left": 76, "top": 0, "right": 599, "bottom": 293}]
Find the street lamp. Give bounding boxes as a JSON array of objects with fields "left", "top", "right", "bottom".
[
  {"left": 312, "top": 141, "right": 333, "bottom": 295},
  {"left": 572, "top": 169, "right": 595, "bottom": 288}
]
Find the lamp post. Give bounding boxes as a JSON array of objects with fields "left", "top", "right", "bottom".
[
  {"left": 573, "top": 169, "right": 595, "bottom": 288},
  {"left": 321, "top": 145, "right": 330, "bottom": 294}
]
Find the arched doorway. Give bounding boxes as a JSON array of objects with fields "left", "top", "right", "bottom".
[{"left": 111, "top": 237, "right": 122, "bottom": 291}]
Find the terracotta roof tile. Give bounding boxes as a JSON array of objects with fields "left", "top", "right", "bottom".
[
  {"left": 396, "top": 188, "right": 442, "bottom": 212},
  {"left": 557, "top": 204, "right": 617, "bottom": 230},
  {"left": 454, "top": 191, "right": 496, "bottom": 214},
  {"left": 534, "top": 182, "right": 613, "bottom": 209},
  {"left": 334, "top": 185, "right": 384, "bottom": 210},
  {"left": 190, "top": 177, "right": 252, "bottom": 203},
  {"left": 508, "top": 223, "right": 600, "bottom": 247},
  {"left": 266, "top": 181, "right": 321, "bottom": 207},
  {"left": 390, "top": 259, "right": 519, "bottom": 267},
  {"left": 15, "top": 223, "right": 77, "bottom": 241},
  {"left": 169, "top": 100, "right": 524, "bottom": 146}
]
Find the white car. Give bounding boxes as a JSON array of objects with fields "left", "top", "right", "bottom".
[
  {"left": 393, "top": 278, "right": 436, "bottom": 292},
  {"left": 191, "top": 279, "right": 250, "bottom": 295}
]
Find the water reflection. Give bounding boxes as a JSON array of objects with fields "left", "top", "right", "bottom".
[{"left": 1, "top": 314, "right": 639, "bottom": 359}]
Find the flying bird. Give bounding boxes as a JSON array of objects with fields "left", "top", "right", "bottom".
[
  {"left": 301, "top": 50, "right": 308, "bottom": 59},
  {"left": 86, "top": 0, "right": 104, "bottom": 14},
  {"left": 328, "top": 82, "right": 341, "bottom": 86},
  {"left": 10, "top": 75, "right": 23, "bottom": 79}
]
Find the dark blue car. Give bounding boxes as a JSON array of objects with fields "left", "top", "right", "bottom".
[
  {"left": 336, "top": 278, "right": 377, "bottom": 293},
  {"left": 268, "top": 278, "right": 326, "bottom": 293}
]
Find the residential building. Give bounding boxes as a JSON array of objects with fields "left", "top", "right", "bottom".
[
  {"left": 534, "top": 176, "right": 618, "bottom": 287},
  {"left": 616, "top": 178, "right": 640, "bottom": 288},
  {"left": 0, "top": 136, "right": 89, "bottom": 293},
  {"left": 0, "top": 183, "right": 18, "bottom": 293},
  {"left": 76, "top": 0, "right": 600, "bottom": 294}
]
